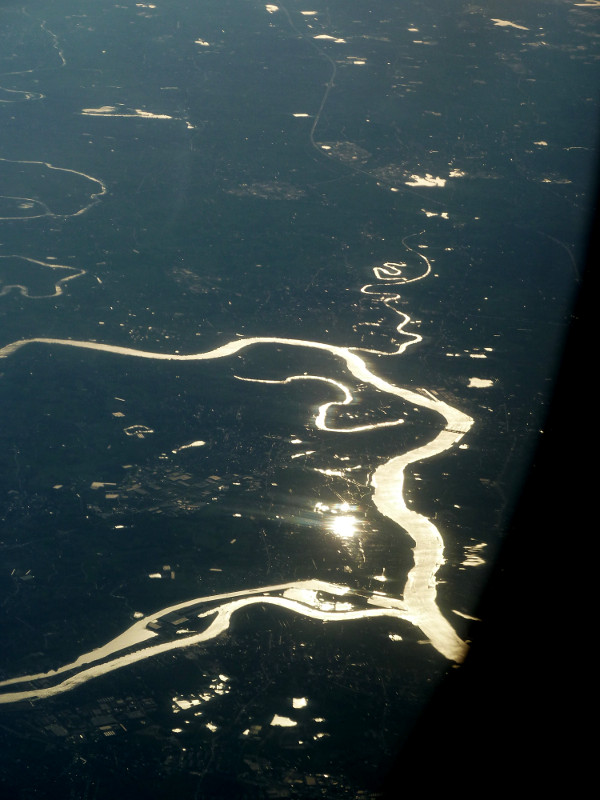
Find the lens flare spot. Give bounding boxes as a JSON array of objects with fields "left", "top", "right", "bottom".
[{"left": 330, "top": 515, "right": 358, "bottom": 538}]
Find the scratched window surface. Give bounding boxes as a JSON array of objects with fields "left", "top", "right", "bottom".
[{"left": 0, "top": 0, "right": 595, "bottom": 796}]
